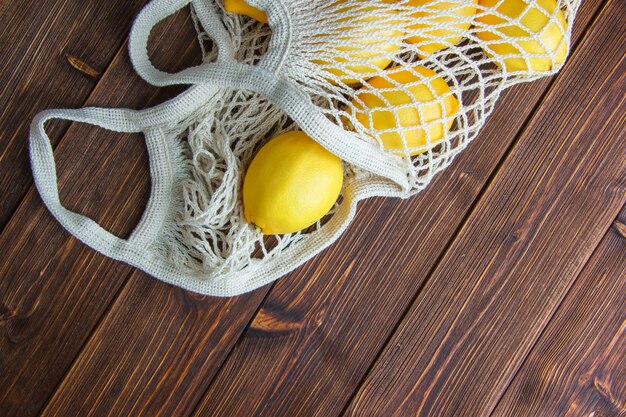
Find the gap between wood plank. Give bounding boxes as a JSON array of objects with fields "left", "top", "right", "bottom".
[
  {"left": 32, "top": 265, "right": 134, "bottom": 417},
  {"left": 488, "top": 200, "right": 626, "bottom": 417},
  {"left": 184, "top": 286, "right": 278, "bottom": 417}
]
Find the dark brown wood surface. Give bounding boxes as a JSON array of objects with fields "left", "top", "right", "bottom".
[
  {"left": 1, "top": 1, "right": 624, "bottom": 417},
  {"left": 491, "top": 205, "right": 626, "bottom": 417}
]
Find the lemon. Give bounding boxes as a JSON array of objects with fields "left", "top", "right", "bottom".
[
  {"left": 223, "top": 0, "right": 268, "bottom": 23},
  {"left": 351, "top": 66, "right": 460, "bottom": 156},
  {"left": 475, "top": 0, "right": 568, "bottom": 72},
  {"left": 243, "top": 131, "right": 343, "bottom": 235},
  {"left": 406, "top": 0, "right": 478, "bottom": 57},
  {"left": 313, "top": 3, "right": 404, "bottom": 85}
]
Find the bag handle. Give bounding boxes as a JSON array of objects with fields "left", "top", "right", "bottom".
[
  {"left": 129, "top": 0, "right": 235, "bottom": 87},
  {"left": 29, "top": 107, "right": 175, "bottom": 259}
]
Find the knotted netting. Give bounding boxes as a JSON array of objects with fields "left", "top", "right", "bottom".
[
  {"left": 29, "top": 0, "right": 581, "bottom": 295},
  {"left": 259, "top": 0, "right": 579, "bottom": 190},
  {"left": 164, "top": 0, "right": 579, "bottom": 286}
]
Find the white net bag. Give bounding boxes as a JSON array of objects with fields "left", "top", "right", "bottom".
[
  {"left": 259, "top": 0, "right": 579, "bottom": 191},
  {"left": 29, "top": 0, "right": 580, "bottom": 296}
]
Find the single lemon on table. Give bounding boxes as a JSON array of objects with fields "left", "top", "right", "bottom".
[
  {"left": 223, "top": 0, "right": 268, "bottom": 23},
  {"left": 243, "top": 131, "right": 344, "bottom": 235},
  {"left": 313, "top": 3, "right": 404, "bottom": 85},
  {"left": 350, "top": 65, "right": 460, "bottom": 156},
  {"left": 475, "top": 0, "right": 568, "bottom": 72},
  {"left": 406, "top": 0, "right": 479, "bottom": 57}
]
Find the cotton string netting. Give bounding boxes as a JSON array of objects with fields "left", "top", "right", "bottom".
[
  {"left": 29, "top": 0, "right": 581, "bottom": 295},
  {"left": 269, "top": 0, "right": 578, "bottom": 191},
  {"left": 163, "top": 0, "right": 579, "bottom": 284}
]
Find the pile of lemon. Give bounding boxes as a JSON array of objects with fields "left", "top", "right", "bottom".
[{"left": 224, "top": 0, "right": 568, "bottom": 234}]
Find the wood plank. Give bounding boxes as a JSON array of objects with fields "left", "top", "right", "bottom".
[
  {"left": 491, "top": 206, "right": 626, "bottom": 417},
  {"left": 0, "top": 9, "right": 201, "bottom": 417},
  {"left": 40, "top": 278, "right": 268, "bottom": 417},
  {"left": 34, "top": 2, "right": 605, "bottom": 417},
  {"left": 0, "top": 0, "right": 151, "bottom": 230},
  {"left": 340, "top": 1, "right": 626, "bottom": 415}
]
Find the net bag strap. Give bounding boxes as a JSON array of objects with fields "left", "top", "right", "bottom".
[
  {"left": 28, "top": 83, "right": 221, "bottom": 265},
  {"left": 29, "top": 108, "right": 168, "bottom": 259},
  {"left": 129, "top": 0, "right": 236, "bottom": 87}
]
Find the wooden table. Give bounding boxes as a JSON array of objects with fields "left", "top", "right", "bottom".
[{"left": 1, "top": 1, "right": 624, "bottom": 416}]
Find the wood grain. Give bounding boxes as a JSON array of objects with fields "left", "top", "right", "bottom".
[
  {"left": 341, "top": 1, "right": 625, "bottom": 415},
  {"left": 492, "top": 205, "right": 626, "bottom": 417},
  {"left": 0, "top": 0, "right": 150, "bottom": 230},
  {"left": 2, "top": 3, "right": 622, "bottom": 417},
  {"left": 0, "top": 9, "right": 201, "bottom": 417},
  {"left": 35, "top": 1, "right": 605, "bottom": 417},
  {"left": 40, "top": 278, "right": 269, "bottom": 417}
]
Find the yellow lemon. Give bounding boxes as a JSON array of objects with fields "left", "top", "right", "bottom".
[
  {"left": 351, "top": 65, "right": 459, "bottom": 156},
  {"left": 475, "top": 0, "right": 568, "bottom": 72},
  {"left": 406, "top": 0, "right": 479, "bottom": 57},
  {"left": 223, "top": 0, "right": 268, "bottom": 23},
  {"left": 313, "top": 3, "right": 404, "bottom": 85},
  {"left": 243, "top": 131, "right": 343, "bottom": 235}
]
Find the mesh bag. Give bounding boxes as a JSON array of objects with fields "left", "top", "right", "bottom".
[{"left": 29, "top": 0, "right": 580, "bottom": 295}]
